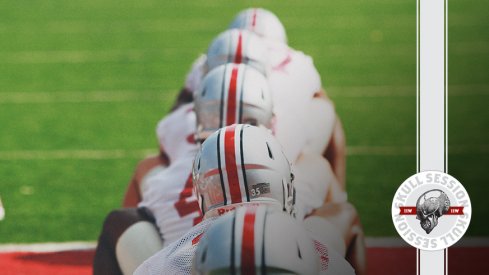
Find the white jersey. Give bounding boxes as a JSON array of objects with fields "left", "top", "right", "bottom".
[
  {"left": 184, "top": 47, "right": 329, "bottom": 163},
  {"left": 134, "top": 217, "right": 217, "bottom": 275},
  {"left": 139, "top": 165, "right": 168, "bottom": 199},
  {"left": 134, "top": 216, "right": 354, "bottom": 275},
  {"left": 142, "top": 103, "right": 202, "bottom": 246},
  {"left": 303, "top": 97, "right": 336, "bottom": 155},
  {"left": 293, "top": 153, "right": 336, "bottom": 220},
  {"left": 266, "top": 41, "right": 324, "bottom": 162},
  {"left": 156, "top": 103, "right": 198, "bottom": 164},
  {"left": 138, "top": 153, "right": 202, "bottom": 247}
]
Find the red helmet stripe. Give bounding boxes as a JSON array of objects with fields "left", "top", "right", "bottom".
[
  {"left": 224, "top": 125, "right": 242, "bottom": 203},
  {"left": 251, "top": 8, "right": 258, "bottom": 30},
  {"left": 234, "top": 31, "right": 243, "bottom": 64},
  {"left": 226, "top": 66, "right": 239, "bottom": 125},
  {"left": 241, "top": 208, "right": 256, "bottom": 275}
]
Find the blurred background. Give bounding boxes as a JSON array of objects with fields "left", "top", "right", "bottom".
[{"left": 0, "top": 0, "right": 487, "bottom": 244}]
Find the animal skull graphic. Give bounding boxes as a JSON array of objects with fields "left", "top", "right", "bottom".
[{"left": 416, "top": 189, "right": 450, "bottom": 234}]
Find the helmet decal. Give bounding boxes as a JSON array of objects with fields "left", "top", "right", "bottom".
[
  {"left": 229, "top": 8, "right": 287, "bottom": 44},
  {"left": 226, "top": 66, "right": 239, "bottom": 126},
  {"left": 234, "top": 31, "right": 243, "bottom": 64},
  {"left": 219, "top": 65, "right": 243, "bottom": 128},
  {"left": 206, "top": 29, "right": 269, "bottom": 75},
  {"left": 251, "top": 8, "right": 258, "bottom": 30}
]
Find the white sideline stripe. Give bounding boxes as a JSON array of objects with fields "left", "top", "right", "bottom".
[
  {"left": 0, "top": 90, "right": 174, "bottom": 104},
  {"left": 0, "top": 241, "right": 96, "bottom": 253},
  {"left": 1, "top": 238, "right": 487, "bottom": 253},
  {"left": 0, "top": 149, "right": 158, "bottom": 160},
  {"left": 0, "top": 50, "right": 147, "bottom": 64},
  {"left": 0, "top": 145, "right": 487, "bottom": 160},
  {"left": 366, "top": 237, "right": 489, "bottom": 248},
  {"left": 0, "top": 85, "right": 488, "bottom": 104}
]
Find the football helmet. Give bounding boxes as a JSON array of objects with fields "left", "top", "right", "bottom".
[
  {"left": 229, "top": 8, "right": 287, "bottom": 44},
  {"left": 206, "top": 29, "right": 269, "bottom": 75},
  {"left": 193, "top": 205, "right": 319, "bottom": 275},
  {"left": 192, "top": 125, "right": 294, "bottom": 217},
  {"left": 194, "top": 63, "right": 273, "bottom": 141}
]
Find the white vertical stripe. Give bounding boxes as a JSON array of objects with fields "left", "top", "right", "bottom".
[
  {"left": 219, "top": 129, "right": 232, "bottom": 204},
  {"left": 418, "top": 0, "right": 447, "bottom": 274},
  {"left": 235, "top": 66, "right": 243, "bottom": 123},
  {"left": 416, "top": 0, "right": 420, "bottom": 173},
  {"left": 234, "top": 125, "right": 248, "bottom": 202},
  {"left": 419, "top": 0, "right": 445, "bottom": 172},
  {"left": 221, "top": 69, "right": 230, "bottom": 127},
  {"left": 445, "top": 0, "right": 449, "bottom": 173}
]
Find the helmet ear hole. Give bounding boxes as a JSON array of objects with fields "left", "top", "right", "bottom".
[
  {"left": 292, "top": 187, "right": 296, "bottom": 206},
  {"left": 297, "top": 242, "right": 302, "bottom": 259},
  {"left": 266, "top": 142, "right": 274, "bottom": 159},
  {"left": 281, "top": 180, "right": 286, "bottom": 212},
  {"left": 201, "top": 247, "right": 207, "bottom": 262}
]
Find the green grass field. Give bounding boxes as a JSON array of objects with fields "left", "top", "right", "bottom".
[{"left": 0, "top": 0, "right": 488, "bottom": 243}]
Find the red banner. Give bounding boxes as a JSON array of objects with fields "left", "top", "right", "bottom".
[
  {"left": 399, "top": 207, "right": 417, "bottom": 215},
  {"left": 399, "top": 206, "right": 464, "bottom": 215},
  {"left": 445, "top": 206, "right": 465, "bottom": 215}
]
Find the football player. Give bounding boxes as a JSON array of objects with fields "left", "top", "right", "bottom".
[
  {"left": 96, "top": 63, "right": 362, "bottom": 274},
  {"left": 122, "top": 29, "right": 268, "bottom": 208},
  {"left": 122, "top": 54, "right": 204, "bottom": 207},
  {"left": 193, "top": 205, "right": 356, "bottom": 275},
  {"left": 93, "top": 63, "right": 275, "bottom": 275},
  {"left": 192, "top": 205, "right": 321, "bottom": 275},
  {"left": 134, "top": 126, "right": 354, "bottom": 275},
  {"left": 169, "top": 11, "right": 346, "bottom": 187},
  {"left": 179, "top": 25, "right": 348, "bottom": 217},
  {"left": 228, "top": 7, "right": 347, "bottom": 188},
  {"left": 228, "top": 9, "right": 365, "bottom": 272},
  {"left": 110, "top": 15, "right": 359, "bottom": 273}
]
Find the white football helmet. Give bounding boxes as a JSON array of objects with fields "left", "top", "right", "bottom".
[
  {"left": 194, "top": 63, "right": 273, "bottom": 141},
  {"left": 229, "top": 8, "right": 287, "bottom": 44},
  {"left": 192, "top": 125, "right": 294, "bottom": 217},
  {"left": 206, "top": 29, "right": 269, "bottom": 75},
  {"left": 193, "top": 205, "right": 319, "bottom": 275}
]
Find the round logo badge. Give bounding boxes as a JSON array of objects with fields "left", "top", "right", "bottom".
[{"left": 391, "top": 171, "right": 471, "bottom": 250}]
